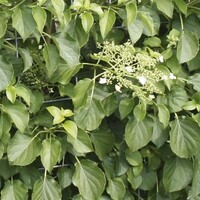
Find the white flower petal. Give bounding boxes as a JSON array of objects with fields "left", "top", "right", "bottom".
[
  {"left": 159, "top": 55, "right": 164, "bottom": 63},
  {"left": 115, "top": 84, "right": 122, "bottom": 93},
  {"left": 149, "top": 94, "right": 155, "bottom": 99},
  {"left": 169, "top": 73, "right": 176, "bottom": 80},
  {"left": 125, "top": 66, "right": 134, "bottom": 73},
  {"left": 162, "top": 75, "right": 168, "bottom": 80},
  {"left": 99, "top": 78, "right": 107, "bottom": 84},
  {"left": 138, "top": 76, "right": 147, "bottom": 85}
]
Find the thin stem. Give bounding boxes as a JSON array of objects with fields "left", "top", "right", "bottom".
[{"left": 179, "top": 12, "right": 184, "bottom": 31}]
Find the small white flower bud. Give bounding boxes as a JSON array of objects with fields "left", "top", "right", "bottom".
[
  {"left": 169, "top": 73, "right": 176, "bottom": 80},
  {"left": 138, "top": 76, "right": 147, "bottom": 85},
  {"left": 99, "top": 78, "right": 107, "bottom": 84},
  {"left": 115, "top": 84, "right": 122, "bottom": 93}
]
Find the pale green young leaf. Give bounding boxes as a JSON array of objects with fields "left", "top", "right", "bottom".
[
  {"left": 170, "top": 116, "right": 200, "bottom": 158},
  {"left": 81, "top": 12, "right": 94, "bottom": 33},
  {"left": 143, "top": 37, "right": 161, "bottom": 47},
  {"left": 32, "top": 6, "right": 47, "bottom": 33},
  {"left": 18, "top": 48, "right": 33, "bottom": 72},
  {"left": 90, "top": 3, "right": 103, "bottom": 16},
  {"left": 43, "top": 44, "right": 60, "bottom": 78},
  {"left": 126, "top": 1, "right": 137, "bottom": 25},
  {"left": 157, "top": 104, "right": 170, "bottom": 128},
  {"left": 7, "top": 133, "right": 41, "bottom": 166},
  {"left": 12, "top": 7, "right": 36, "bottom": 41},
  {"left": 90, "top": 129, "right": 115, "bottom": 160},
  {"left": 47, "top": 106, "right": 64, "bottom": 124},
  {"left": 99, "top": 10, "right": 116, "bottom": 39},
  {"left": 177, "top": 31, "right": 199, "bottom": 63},
  {"left": 0, "top": 16, "right": 7, "bottom": 38},
  {"left": 67, "top": 129, "right": 93, "bottom": 153},
  {"left": 128, "top": 18, "right": 143, "bottom": 44},
  {"left": 107, "top": 178, "right": 126, "bottom": 200},
  {"left": 163, "top": 157, "right": 193, "bottom": 192},
  {"left": 53, "top": 34, "right": 80, "bottom": 67},
  {"left": 72, "top": 159, "right": 106, "bottom": 200},
  {"left": 74, "top": 98, "right": 105, "bottom": 131},
  {"left": 32, "top": 176, "right": 62, "bottom": 200},
  {"left": 3, "top": 101, "right": 29, "bottom": 133},
  {"left": 1, "top": 180, "right": 28, "bottom": 200},
  {"left": 0, "top": 113, "right": 11, "bottom": 139},
  {"left": 72, "top": 78, "right": 93, "bottom": 108},
  {"left": 63, "top": 120, "right": 78, "bottom": 138},
  {"left": 0, "top": 55, "right": 14, "bottom": 92},
  {"left": 6, "top": 85, "right": 16, "bottom": 104},
  {"left": 155, "top": 0, "right": 174, "bottom": 18},
  {"left": 125, "top": 117, "right": 153, "bottom": 151},
  {"left": 41, "top": 138, "right": 62, "bottom": 173}
]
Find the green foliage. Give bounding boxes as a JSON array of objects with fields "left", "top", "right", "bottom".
[{"left": 0, "top": 0, "right": 200, "bottom": 199}]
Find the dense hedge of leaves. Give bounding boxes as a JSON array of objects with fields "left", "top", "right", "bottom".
[{"left": 1, "top": 0, "right": 200, "bottom": 199}]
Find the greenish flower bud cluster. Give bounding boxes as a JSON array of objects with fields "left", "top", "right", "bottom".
[{"left": 94, "top": 41, "right": 164, "bottom": 100}]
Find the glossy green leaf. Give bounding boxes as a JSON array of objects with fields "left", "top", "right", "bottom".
[
  {"left": 41, "top": 138, "right": 61, "bottom": 173},
  {"left": 18, "top": 48, "right": 33, "bottom": 72},
  {"left": 7, "top": 133, "right": 41, "bottom": 166},
  {"left": 72, "top": 159, "right": 106, "bottom": 200},
  {"left": 163, "top": 157, "right": 193, "bottom": 192},
  {"left": 90, "top": 129, "right": 115, "bottom": 160},
  {"left": 189, "top": 73, "right": 200, "bottom": 92},
  {"left": 29, "top": 90, "right": 44, "bottom": 114},
  {"left": 143, "top": 36, "right": 161, "bottom": 47},
  {"left": 67, "top": 129, "right": 93, "bottom": 153},
  {"left": 72, "top": 78, "right": 92, "bottom": 108},
  {"left": 133, "top": 103, "right": 146, "bottom": 121},
  {"left": 157, "top": 104, "right": 170, "bottom": 128},
  {"left": 1, "top": 180, "right": 28, "bottom": 200},
  {"left": 174, "top": 0, "right": 187, "bottom": 15},
  {"left": 107, "top": 178, "right": 126, "bottom": 200},
  {"left": 155, "top": 0, "right": 174, "bottom": 18},
  {"left": 0, "top": 113, "right": 11, "bottom": 139},
  {"left": 125, "top": 150, "right": 142, "bottom": 166},
  {"left": 57, "top": 167, "right": 72, "bottom": 188},
  {"left": 3, "top": 101, "right": 29, "bottom": 133},
  {"left": 140, "top": 169, "right": 157, "bottom": 190},
  {"left": 15, "top": 84, "right": 30, "bottom": 107},
  {"left": 6, "top": 85, "right": 16, "bottom": 103},
  {"left": 53, "top": 34, "right": 80, "bottom": 67},
  {"left": 0, "top": 141, "right": 4, "bottom": 159},
  {"left": 99, "top": 10, "right": 116, "bottom": 39},
  {"left": 51, "top": 0, "right": 65, "bottom": 19},
  {"left": 177, "top": 31, "right": 199, "bottom": 63},
  {"left": 188, "top": 52, "right": 200, "bottom": 71},
  {"left": 12, "top": 7, "right": 36, "bottom": 41},
  {"left": 191, "top": 159, "right": 200, "bottom": 197},
  {"left": 81, "top": 12, "right": 94, "bottom": 33},
  {"left": 0, "top": 55, "right": 14, "bottom": 92},
  {"left": 170, "top": 116, "right": 200, "bottom": 158},
  {"left": 74, "top": 98, "right": 105, "bottom": 131},
  {"left": 32, "top": 6, "right": 47, "bottom": 33},
  {"left": 125, "top": 117, "right": 153, "bottom": 151},
  {"left": 43, "top": 44, "right": 59, "bottom": 78},
  {"left": 126, "top": 1, "right": 137, "bottom": 25},
  {"left": 151, "top": 117, "right": 168, "bottom": 148},
  {"left": 119, "top": 97, "right": 135, "bottom": 119},
  {"left": 32, "top": 176, "right": 62, "bottom": 200},
  {"left": 128, "top": 18, "right": 143, "bottom": 44},
  {"left": 127, "top": 169, "right": 142, "bottom": 190},
  {"left": 0, "top": 16, "right": 7, "bottom": 38}
]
